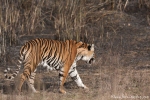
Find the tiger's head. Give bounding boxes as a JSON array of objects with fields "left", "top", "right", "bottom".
[{"left": 76, "top": 42, "right": 95, "bottom": 64}]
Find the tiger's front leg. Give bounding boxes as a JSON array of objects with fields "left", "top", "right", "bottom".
[
  {"left": 59, "top": 57, "right": 76, "bottom": 94},
  {"left": 69, "top": 62, "right": 88, "bottom": 89},
  {"left": 59, "top": 66, "right": 70, "bottom": 94},
  {"left": 59, "top": 46, "right": 77, "bottom": 94}
]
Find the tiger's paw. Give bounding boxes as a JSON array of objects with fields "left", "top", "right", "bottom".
[
  {"left": 59, "top": 88, "right": 66, "bottom": 94},
  {"left": 33, "top": 91, "right": 40, "bottom": 94},
  {"left": 83, "top": 85, "right": 89, "bottom": 92},
  {"left": 17, "top": 88, "right": 22, "bottom": 95}
]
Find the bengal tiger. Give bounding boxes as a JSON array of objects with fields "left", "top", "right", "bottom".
[{"left": 4, "top": 38, "right": 95, "bottom": 94}]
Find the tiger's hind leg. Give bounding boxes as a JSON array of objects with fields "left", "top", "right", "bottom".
[
  {"left": 27, "top": 70, "right": 39, "bottom": 93},
  {"left": 18, "top": 73, "right": 28, "bottom": 94},
  {"left": 18, "top": 63, "right": 36, "bottom": 94}
]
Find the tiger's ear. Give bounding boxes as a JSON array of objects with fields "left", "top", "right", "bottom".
[
  {"left": 88, "top": 44, "right": 94, "bottom": 51},
  {"left": 76, "top": 41, "right": 83, "bottom": 48}
]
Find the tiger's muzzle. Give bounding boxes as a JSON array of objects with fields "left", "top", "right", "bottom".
[{"left": 88, "top": 57, "right": 95, "bottom": 64}]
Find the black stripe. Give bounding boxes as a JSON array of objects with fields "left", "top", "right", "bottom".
[
  {"left": 70, "top": 43, "right": 73, "bottom": 61},
  {"left": 29, "top": 82, "right": 34, "bottom": 85},
  {"left": 59, "top": 73, "right": 64, "bottom": 77},
  {"left": 80, "top": 56, "right": 83, "bottom": 60},
  {"left": 54, "top": 63, "right": 59, "bottom": 70},
  {"left": 29, "top": 77, "right": 34, "bottom": 80},
  {"left": 12, "top": 74, "right": 17, "bottom": 77},
  {"left": 43, "top": 46, "right": 49, "bottom": 56},
  {"left": 47, "top": 48, "right": 53, "bottom": 59},
  {"left": 46, "top": 41, "right": 54, "bottom": 59},
  {"left": 8, "top": 76, "right": 12, "bottom": 79},
  {"left": 60, "top": 70, "right": 64, "bottom": 73},
  {"left": 26, "top": 42, "right": 30, "bottom": 53},
  {"left": 52, "top": 57, "right": 60, "bottom": 68},
  {"left": 51, "top": 43, "right": 61, "bottom": 66},
  {"left": 54, "top": 41, "right": 61, "bottom": 63},
  {"left": 30, "top": 75, "right": 35, "bottom": 78},
  {"left": 53, "top": 46, "right": 57, "bottom": 58},
  {"left": 23, "top": 67, "right": 31, "bottom": 78},
  {"left": 75, "top": 41, "right": 78, "bottom": 44},
  {"left": 30, "top": 74, "right": 35, "bottom": 79},
  {"left": 13, "top": 71, "right": 18, "bottom": 75},
  {"left": 5, "top": 75, "right": 8, "bottom": 78},
  {"left": 69, "top": 67, "right": 76, "bottom": 75},
  {"left": 78, "top": 43, "right": 84, "bottom": 48},
  {"left": 48, "top": 56, "right": 55, "bottom": 66},
  {"left": 71, "top": 74, "right": 78, "bottom": 81},
  {"left": 16, "top": 69, "right": 19, "bottom": 71}
]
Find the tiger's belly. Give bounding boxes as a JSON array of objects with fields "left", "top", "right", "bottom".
[
  {"left": 43, "top": 62, "right": 54, "bottom": 71},
  {"left": 38, "top": 59, "right": 62, "bottom": 71}
]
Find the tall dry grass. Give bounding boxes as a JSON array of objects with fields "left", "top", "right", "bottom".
[
  {"left": 0, "top": 0, "right": 45, "bottom": 64},
  {"left": 0, "top": 0, "right": 149, "bottom": 45},
  {"left": 0, "top": 0, "right": 45, "bottom": 43},
  {"left": 52, "top": 0, "right": 108, "bottom": 41}
]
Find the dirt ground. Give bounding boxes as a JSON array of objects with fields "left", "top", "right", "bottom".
[{"left": 0, "top": 8, "right": 150, "bottom": 100}]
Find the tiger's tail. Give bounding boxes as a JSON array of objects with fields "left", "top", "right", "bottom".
[{"left": 4, "top": 56, "right": 23, "bottom": 80}]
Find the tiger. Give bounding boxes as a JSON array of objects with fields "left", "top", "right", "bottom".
[{"left": 4, "top": 38, "right": 95, "bottom": 94}]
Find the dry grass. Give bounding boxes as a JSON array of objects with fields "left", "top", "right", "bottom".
[{"left": 0, "top": 62, "right": 150, "bottom": 100}]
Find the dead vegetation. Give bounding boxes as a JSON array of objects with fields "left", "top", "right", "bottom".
[{"left": 0, "top": 0, "right": 150, "bottom": 100}]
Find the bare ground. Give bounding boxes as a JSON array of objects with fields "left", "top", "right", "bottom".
[{"left": 0, "top": 11, "right": 150, "bottom": 100}]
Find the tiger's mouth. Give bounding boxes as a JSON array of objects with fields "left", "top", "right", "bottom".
[{"left": 88, "top": 58, "right": 95, "bottom": 64}]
